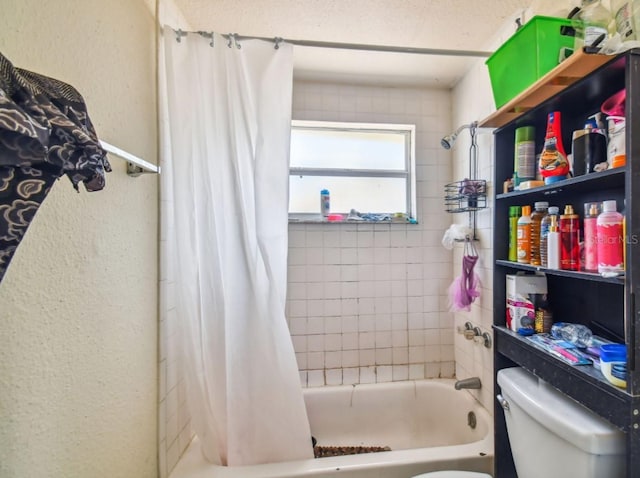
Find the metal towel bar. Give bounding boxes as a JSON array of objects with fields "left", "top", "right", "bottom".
[{"left": 100, "top": 140, "right": 160, "bottom": 176}]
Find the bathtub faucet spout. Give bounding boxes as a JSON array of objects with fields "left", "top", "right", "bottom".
[{"left": 455, "top": 377, "right": 481, "bottom": 390}]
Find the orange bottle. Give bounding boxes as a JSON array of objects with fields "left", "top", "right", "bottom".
[
  {"left": 530, "top": 201, "right": 549, "bottom": 266},
  {"left": 517, "top": 205, "right": 532, "bottom": 264}
]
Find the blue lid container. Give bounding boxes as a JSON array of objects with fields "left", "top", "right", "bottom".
[
  {"left": 600, "top": 344, "right": 627, "bottom": 388},
  {"left": 600, "top": 344, "right": 626, "bottom": 363},
  {"left": 517, "top": 327, "right": 535, "bottom": 336}
]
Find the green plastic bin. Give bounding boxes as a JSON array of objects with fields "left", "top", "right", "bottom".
[{"left": 486, "top": 16, "right": 576, "bottom": 108}]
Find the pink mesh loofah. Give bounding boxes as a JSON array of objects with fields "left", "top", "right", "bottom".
[{"left": 449, "top": 246, "right": 480, "bottom": 311}]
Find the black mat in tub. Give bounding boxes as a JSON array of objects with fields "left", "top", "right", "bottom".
[{"left": 313, "top": 445, "right": 391, "bottom": 458}]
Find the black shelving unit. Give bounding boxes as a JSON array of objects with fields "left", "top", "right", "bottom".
[{"left": 483, "top": 49, "right": 640, "bottom": 477}]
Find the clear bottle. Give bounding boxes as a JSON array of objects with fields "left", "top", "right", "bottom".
[
  {"left": 611, "top": 0, "right": 640, "bottom": 42},
  {"left": 509, "top": 206, "right": 521, "bottom": 262},
  {"left": 517, "top": 205, "right": 532, "bottom": 264},
  {"left": 560, "top": 204, "right": 580, "bottom": 271},
  {"left": 597, "top": 200, "right": 624, "bottom": 273},
  {"left": 583, "top": 202, "right": 601, "bottom": 272},
  {"left": 530, "top": 201, "right": 549, "bottom": 266},
  {"left": 540, "top": 206, "right": 559, "bottom": 268},
  {"left": 551, "top": 322, "right": 593, "bottom": 347},
  {"left": 320, "top": 189, "right": 330, "bottom": 217},
  {"left": 575, "top": 0, "right": 613, "bottom": 49},
  {"left": 547, "top": 214, "right": 561, "bottom": 270}
]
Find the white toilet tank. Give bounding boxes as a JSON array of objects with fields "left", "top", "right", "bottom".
[{"left": 497, "top": 367, "right": 626, "bottom": 478}]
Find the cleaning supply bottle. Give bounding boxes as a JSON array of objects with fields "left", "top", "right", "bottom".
[
  {"left": 597, "top": 200, "right": 624, "bottom": 273},
  {"left": 583, "top": 202, "right": 601, "bottom": 272},
  {"left": 530, "top": 201, "right": 549, "bottom": 266},
  {"left": 540, "top": 206, "right": 559, "bottom": 268},
  {"left": 539, "top": 112, "right": 569, "bottom": 185},
  {"left": 320, "top": 189, "right": 330, "bottom": 217},
  {"left": 612, "top": 0, "right": 640, "bottom": 42},
  {"left": 575, "top": 0, "right": 613, "bottom": 49},
  {"left": 509, "top": 206, "right": 521, "bottom": 262},
  {"left": 517, "top": 205, "right": 532, "bottom": 264},
  {"left": 514, "top": 126, "right": 536, "bottom": 188},
  {"left": 560, "top": 204, "right": 580, "bottom": 271},
  {"left": 547, "top": 214, "right": 561, "bottom": 269}
]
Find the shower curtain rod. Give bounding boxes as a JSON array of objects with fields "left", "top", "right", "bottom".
[{"left": 175, "top": 30, "right": 493, "bottom": 58}]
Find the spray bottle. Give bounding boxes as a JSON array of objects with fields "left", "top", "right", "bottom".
[
  {"left": 547, "top": 214, "right": 561, "bottom": 270},
  {"left": 612, "top": 0, "right": 640, "bottom": 42},
  {"left": 583, "top": 202, "right": 601, "bottom": 272},
  {"left": 540, "top": 206, "right": 559, "bottom": 268}
]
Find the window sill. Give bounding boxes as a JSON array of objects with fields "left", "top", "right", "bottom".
[{"left": 288, "top": 217, "right": 418, "bottom": 225}]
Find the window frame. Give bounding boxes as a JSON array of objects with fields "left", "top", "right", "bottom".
[{"left": 288, "top": 120, "right": 417, "bottom": 221}]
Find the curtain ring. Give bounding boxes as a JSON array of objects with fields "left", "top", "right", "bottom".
[
  {"left": 274, "top": 37, "right": 283, "bottom": 50},
  {"left": 198, "top": 31, "right": 214, "bottom": 47},
  {"left": 175, "top": 28, "right": 187, "bottom": 43},
  {"left": 226, "top": 33, "right": 241, "bottom": 49}
]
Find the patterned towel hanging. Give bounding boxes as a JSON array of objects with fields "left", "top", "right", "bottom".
[{"left": 0, "top": 51, "right": 109, "bottom": 282}]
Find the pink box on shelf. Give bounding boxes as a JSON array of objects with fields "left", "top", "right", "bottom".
[{"left": 506, "top": 273, "right": 547, "bottom": 332}]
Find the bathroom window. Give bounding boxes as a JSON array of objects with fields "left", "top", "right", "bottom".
[{"left": 289, "top": 120, "right": 416, "bottom": 221}]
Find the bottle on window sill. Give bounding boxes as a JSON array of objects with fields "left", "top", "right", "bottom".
[{"left": 320, "top": 189, "right": 330, "bottom": 217}]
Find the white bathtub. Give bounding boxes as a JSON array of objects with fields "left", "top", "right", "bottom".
[{"left": 170, "top": 379, "right": 493, "bottom": 478}]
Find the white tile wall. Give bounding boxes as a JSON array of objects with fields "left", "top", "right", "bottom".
[
  {"left": 159, "top": 161, "right": 193, "bottom": 478},
  {"left": 158, "top": 4, "right": 196, "bottom": 477},
  {"left": 289, "top": 81, "right": 455, "bottom": 387},
  {"left": 450, "top": 9, "right": 529, "bottom": 413}
]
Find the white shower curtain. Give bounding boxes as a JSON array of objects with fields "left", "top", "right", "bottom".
[{"left": 160, "top": 30, "right": 313, "bottom": 466}]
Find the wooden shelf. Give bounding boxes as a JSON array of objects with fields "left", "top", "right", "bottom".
[
  {"left": 496, "top": 167, "right": 625, "bottom": 201},
  {"left": 479, "top": 50, "right": 617, "bottom": 129},
  {"left": 493, "top": 326, "right": 632, "bottom": 430},
  {"left": 495, "top": 260, "right": 625, "bottom": 284}
]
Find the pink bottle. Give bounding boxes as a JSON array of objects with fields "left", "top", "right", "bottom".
[
  {"left": 583, "top": 202, "right": 600, "bottom": 272},
  {"left": 597, "top": 200, "right": 624, "bottom": 274}
]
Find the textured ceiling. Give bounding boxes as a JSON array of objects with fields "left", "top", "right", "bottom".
[{"left": 171, "top": 0, "right": 533, "bottom": 87}]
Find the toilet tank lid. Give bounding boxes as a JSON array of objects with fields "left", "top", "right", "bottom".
[{"left": 497, "top": 367, "right": 625, "bottom": 455}]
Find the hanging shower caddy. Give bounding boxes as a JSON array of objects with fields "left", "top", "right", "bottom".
[
  {"left": 444, "top": 179, "right": 487, "bottom": 213},
  {"left": 442, "top": 121, "right": 487, "bottom": 238}
]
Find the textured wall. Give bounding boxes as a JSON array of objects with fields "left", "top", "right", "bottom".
[
  {"left": 0, "top": 1, "right": 159, "bottom": 477},
  {"left": 289, "top": 82, "right": 455, "bottom": 387}
]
